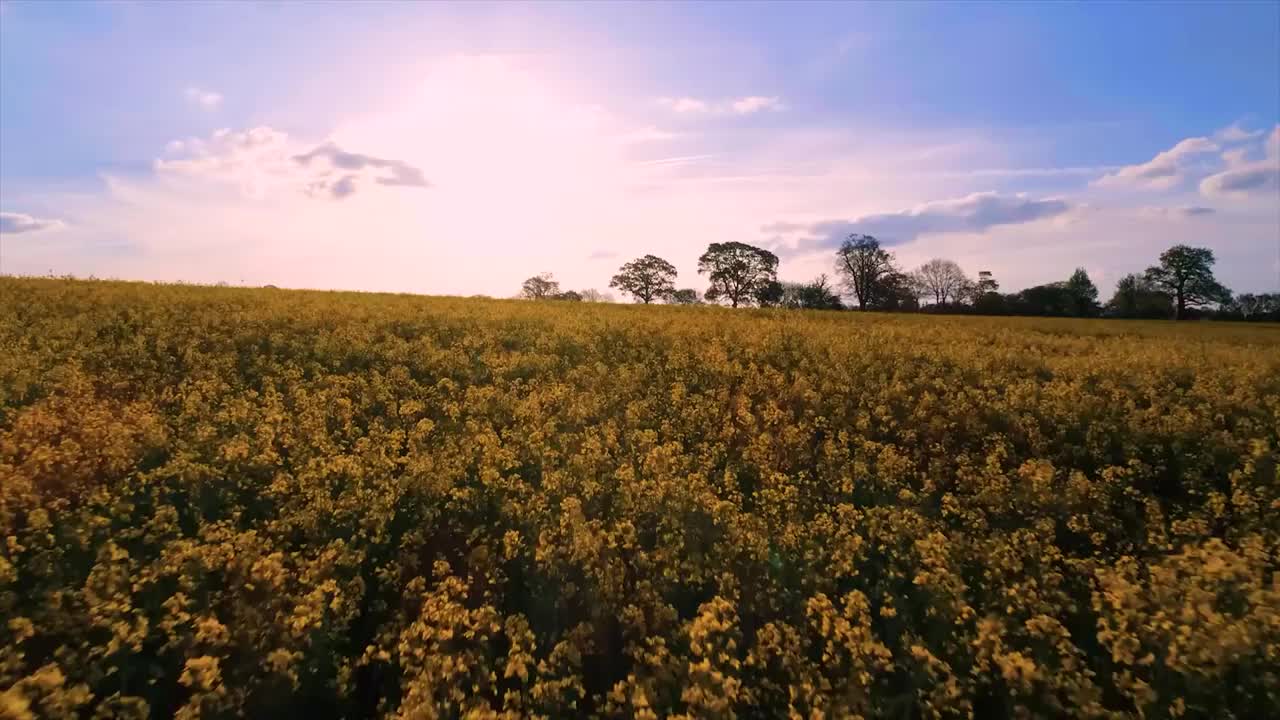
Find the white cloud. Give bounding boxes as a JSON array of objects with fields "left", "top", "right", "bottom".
[
  {"left": 1199, "top": 125, "right": 1280, "bottom": 198},
  {"left": 155, "top": 126, "right": 293, "bottom": 198},
  {"left": 1094, "top": 126, "right": 1279, "bottom": 199},
  {"left": 154, "top": 126, "right": 428, "bottom": 200},
  {"left": 1093, "top": 136, "right": 1219, "bottom": 189},
  {"left": 184, "top": 86, "right": 223, "bottom": 110},
  {"left": 658, "top": 95, "right": 785, "bottom": 115},
  {"left": 0, "top": 211, "right": 65, "bottom": 234},
  {"left": 1200, "top": 164, "right": 1279, "bottom": 197},
  {"left": 1221, "top": 148, "right": 1252, "bottom": 167},
  {"left": 658, "top": 97, "right": 710, "bottom": 113},
  {"left": 1214, "top": 123, "right": 1264, "bottom": 143},
  {"left": 730, "top": 96, "right": 785, "bottom": 114}
]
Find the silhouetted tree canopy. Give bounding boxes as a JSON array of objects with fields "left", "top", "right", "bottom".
[
  {"left": 1065, "top": 268, "right": 1101, "bottom": 317},
  {"left": 1228, "top": 293, "right": 1280, "bottom": 321},
  {"left": 754, "top": 280, "right": 785, "bottom": 308},
  {"left": 970, "top": 271, "right": 1005, "bottom": 314},
  {"left": 835, "top": 235, "right": 899, "bottom": 310},
  {"left": 867, "top": 271, "right": 919, "bottom": 311},
  {"left": 517, "top": 243, "right": 1251, "bottom": 322},
  {"left": 669, "top": 288, "right": 702, "bottom": 305},
  {"left": 1009, "top": 283, "right": 1078, "bottom": 317},
  {"left": 912, "top": 258, "right": 970, "bottom": 306},
  {"left": 782, "top": 275, "right": 844, "bottom": 310},
  {"left": 1106, "top": 274, "right": 1174, "bottom": 319},
  {"left": 1144, "top": 245, "right": 1231, "bottom": 320},
  {"left": 698, "top": 242, "right": 779, "bottom": 308},
  {"left": 521, "top": 273, "right": 560, "bottom": 300},
  {"left": 609, "top": 254, "right": 678, "bottom": 304}
]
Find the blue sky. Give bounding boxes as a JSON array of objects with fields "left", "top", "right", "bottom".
[{"left": 2, "top": 0, "right": 1277, "bottom": 297}]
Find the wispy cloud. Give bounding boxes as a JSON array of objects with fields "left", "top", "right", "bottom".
[
  {"left": 1200, "top": 163, "right": 1279, "bottom": 197},
  {"left": 769, "top": 192, "right": 1074, "bottom": 254},
  {"left": 940, "top": 165, "right": 1120, "bottom": 179},
  {"left": 156, "top": 126, "right": 292, "bottom": 197},
  {"left": 1093, "top": 136, "right": 1219, "bottom": 189},
  {"left": 1089, "top": 124, "right": 1279, "bottom": 199},
  {"left": 1137, "top": 205, "right": 1216, "bottom": 219},
  {"left": 658, "top": 97, "right": 710, "bottom": 114},
  {"left": 634, "top": 154, "right": 715, "bottom": 168},
  {"left": 759, "top": 221, "right": 808, "bottom": 234},
  {"left": 730, "top": 96, "right": 785, "bottom": 114},
  {"left": 658, "top": 95, "right": 785, "bottom": 115},
  {"left": 1214, "top": 123, "right": 1265, "bottom": 143},
  {"left": 1199, "top": 125, "right": 1280, "bottom": 198},
  {"left": 0, "top": 211, "right": 65, "bottom": 234},
  {"left": 294, "top": 142, "right": 430, "bottom": 199},
  {"left": 155, "top": 127, "right": 428, "bottom": 200},
  {"left": 183, "top": 86, "right": 223, "bottom": 110}
]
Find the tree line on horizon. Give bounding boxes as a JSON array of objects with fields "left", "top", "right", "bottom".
[{"left": 521, "top": 236, "right": 1278, "bottom": 321}]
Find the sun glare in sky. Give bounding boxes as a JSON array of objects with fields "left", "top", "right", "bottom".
[{"left": 1, "top": 1, "right": 1277, "bottom": 296}]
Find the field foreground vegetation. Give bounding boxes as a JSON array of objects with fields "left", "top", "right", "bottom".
[{"left": 2, "top": 278, "right": 1278, "bottom": 719}]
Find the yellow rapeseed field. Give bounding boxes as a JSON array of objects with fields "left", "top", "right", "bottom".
[{"left": 1, "top": 277, "right": 1277, "bottom": 719}]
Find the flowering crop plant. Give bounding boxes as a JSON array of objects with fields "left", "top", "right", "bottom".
[{"left": 2, "top": 277, "right": 1277, "bottom": 719}]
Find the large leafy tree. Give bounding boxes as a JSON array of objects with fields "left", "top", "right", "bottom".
[
  {"left": 753, "top": 280, "right": 785, "bottom": 308},
  {"left": 911, "top": 258, "right": 969, "bottom": 306},
  {"left": 782, "top": 274, "right": 844, "bottom": 310},
  {"left": 697, "top": 242, "right": 779, "bottom": 308},
  {"left": 1232, "top": 292, "right": 1280, "bottom": 321},
  {"left": 669, "top": 288, "right": 702, "bottom": 305},
  {"left": 1144, "top": 245, "right": 1231, "bottom": 319},
  {"left": 971, "top": 271, "right": 1005, "bottom": 314},
  {"left": 1106, "top": 274, "right": 1174, "bottom": 319},
  {"left": 609, "top": 255, "right": 678, "bottom": 304},
  {"left": 835, "top": 234, "right": 899, "bottom": 310},
  {"left": 521, "top": 273, "right": 560, "bottom": 300},
  {"left": 869, "top": 271, "right": 921, "bottom": 311},
  {"left": 1010, "top": 283, "right": 1076, "bottom": 317},
  {"left": 1064, "top": 267, "right": 1100, "bottom": 317}
]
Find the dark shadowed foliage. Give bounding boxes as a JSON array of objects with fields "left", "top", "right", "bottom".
[
  {"left": 698, "top": 242, "right": 779, "bottom": 308},
  {"left": 1144, "top": 245, "right": 1232, "bottom": 320}
]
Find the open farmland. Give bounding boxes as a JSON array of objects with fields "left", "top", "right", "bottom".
[{"left": 2, "top": 277, "right": 1278, "bottom": 718}]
